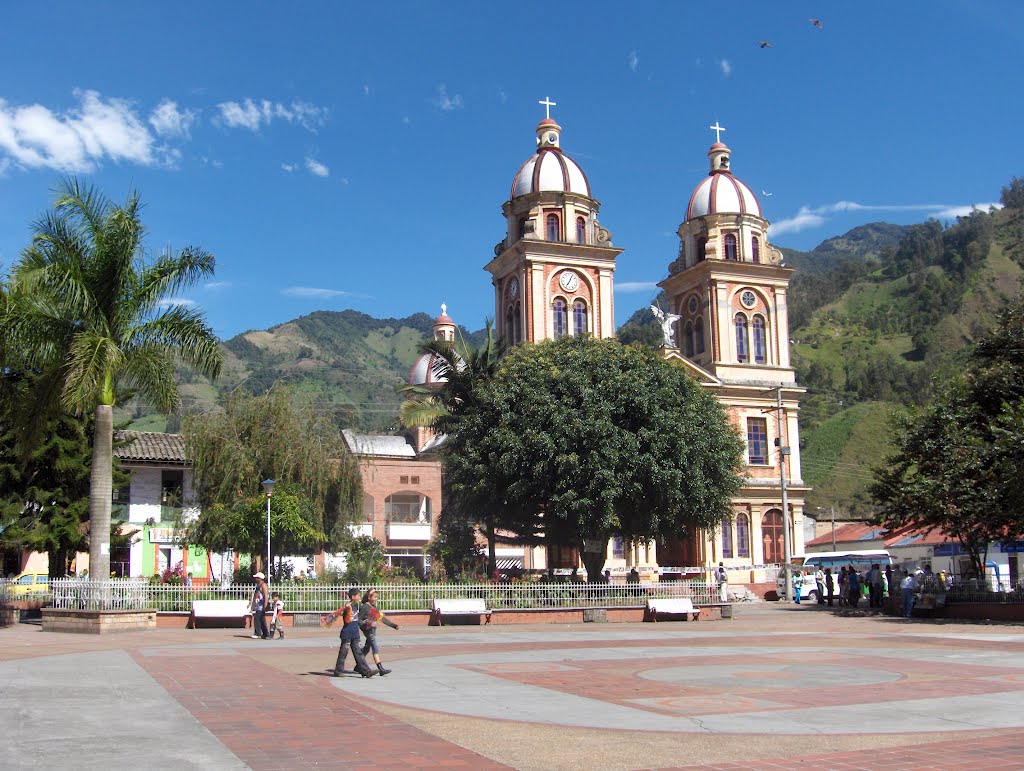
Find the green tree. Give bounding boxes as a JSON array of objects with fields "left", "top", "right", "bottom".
[
  {"left": 1001, "top": 176, "right": 1024, "bottom": 209},
  {"left": 3, "top": 180, "right": 223, "bottom": 581},
  {"left": 182, "top": 384, "right": 362, "bottom": 564},
  {"left": 443, "top": 336, "right": 745, "bottom": 581},
  {"left": 870, "top": 293, "right": 1024, "bottom": 577},
  {"left": 343, "top": 535, "right": 386, "bottom": 584}
]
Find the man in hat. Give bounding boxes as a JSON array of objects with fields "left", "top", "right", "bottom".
[{"left": 251, "top": 572, "right": 270, "bottom": 639}]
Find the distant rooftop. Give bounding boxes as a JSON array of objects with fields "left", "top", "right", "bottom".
[
  {"left": 343, "top": 430, "right": 416, "bottom": 458},
  {"left": 115, "top": 431, "right": 187, "bottom": 464}
]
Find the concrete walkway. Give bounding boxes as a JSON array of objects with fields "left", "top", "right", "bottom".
[{"left": 3, "top": 603, "right": 1024, "bottom": 769}]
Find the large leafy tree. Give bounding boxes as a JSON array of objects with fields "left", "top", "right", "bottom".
[
  {"left": 871, "top": 293, "right": 1024, "bottom": 576},
  {"left": 443, "top": 336, "right": 745, "bottom": 581},
  {"left": 3, "top": 180, "right": 223, "bottom": 581},
  {"left": 182, "top": 385, "right": 362, "bottom": 564}
]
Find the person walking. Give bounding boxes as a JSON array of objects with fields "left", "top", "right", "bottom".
[
  {"left": 814, "top": 567, "right": 826, "bottom": 605},
  {"left": 251, "top": 571, "right": 270, "bottom": 640},
  {"left": 838, "top": 566, "right": 848, "bottom": 607},
  {"left": 359, "top": 588, "right": 400, "bottom": 676},
  {"left": 825, "top": 567, "right": 835, "bottom": 607},
  {"left": 867, "top": 564, "right": 884, "bottom": 608},
  {"left": 326, "top": 588, "right": 375, "bottom": 678}
]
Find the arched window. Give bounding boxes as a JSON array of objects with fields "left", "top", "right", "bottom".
[
  {"left": 751, "top": 236, "right": 761, "bottom": 263},
  {"left": 576, "top": 216, "right": 586, "bottom": 244},
  {"left": 753, "top": 315, "right": 767, "bottom": 364},
  {"left": 697, "top": 236, "right": 708, "bottom": 261},
  {"left": 721, "top": 517, "right": 733, "bottom": 558},
  {"left": 573, "top": 299, "right": 588, "bottom": 337},
  {"left": 724, "top": 233, "right": 738, "bottom": 260},
  {"left": 514, "top": 300, "right": 522, "bottom": 344},
  {"left": 684, "top": 321, "right": 694, "bottom": 357},
  {"left": 736, "top": 514, "right": 750, "bottom": 557},
  {"left": 762, "top": 509, "right": 784, "bottom": 564},
  {"left": 694, "top": 317, "right": 705, "bottom": 354},
  {"left": 546, "top": 213, "right": 561, "bottom": 241},
  {"left": 385, "top": 493, "right": 431, "bottom": 523},
  {"left": 735, "top": 313, "right": 749, "bottom": 363},
  {"left": 553, "top": 298, "right": 568, "bottom": 338}
]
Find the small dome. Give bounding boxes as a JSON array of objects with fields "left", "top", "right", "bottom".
[
  {"left": 686, "top": 172, "right": 761, "bottom": 219},
  {"left": 510, "top": 120, "right": 591, "bottom": 199},
  {"left": 686, "top": 141, "right": 762, "bottom": 220},
  {"left": 409, "top": 351, "right": 449, "bottom": 386}
]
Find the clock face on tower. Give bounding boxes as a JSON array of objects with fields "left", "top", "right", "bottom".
[{"left": 559, "top": 271, "right": 579, "bottom": 292}]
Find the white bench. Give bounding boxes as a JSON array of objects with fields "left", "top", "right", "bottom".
[
  {"left": 647, "top": 598, "right": 699, "bottom": 622},
  {"left": 432, "top": 598, "right": 492, "bottom": 626},
  {"left": 189, "top": 599, "right": 252, "bottom": 629}
]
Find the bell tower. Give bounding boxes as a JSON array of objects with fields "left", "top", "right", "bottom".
[{"left": 485, "top": 99, "right": 622, "bottom": 344}]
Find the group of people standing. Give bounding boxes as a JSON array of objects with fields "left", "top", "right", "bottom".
[
  {"left": 800, "top": 563, "right": 893, "bottom": 609},
  {"left": 327, "top": 587, "right": 400, "bottom": 678},
  {"left": 249, "top": 571, "right": 284, "bottom": 640}
]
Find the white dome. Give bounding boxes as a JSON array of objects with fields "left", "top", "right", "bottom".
[
  {"left": 511, "top": 149, "right": 590, "bottom": 198},
  {"left": 510, "top": 119, "right": 591, "bottom": 199},
  {"left": 686, "top": 172, "right": 761, "bottom": 220},
  {"left": 409, "top": 351, "right": 449, "bottom": 386}
]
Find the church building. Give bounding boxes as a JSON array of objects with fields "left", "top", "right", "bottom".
[{"left": 409, "top": 105, "right": 807, "bottom": 581}]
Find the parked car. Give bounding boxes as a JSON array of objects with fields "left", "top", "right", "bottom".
[{"left": 7, "top": 572, "right": 51, "bottom": 597}]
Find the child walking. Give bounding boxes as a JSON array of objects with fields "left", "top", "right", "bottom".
[
  {"left": 359, "top": 588, "right": 400, "bottom": 676},
  {"left": 269, "top": 592, "right": 285, "bottom": 639}
]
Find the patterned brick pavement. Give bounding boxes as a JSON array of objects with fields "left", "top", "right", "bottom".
[{"left": 132, "top": 646, "right": 508, "bottom": 770}]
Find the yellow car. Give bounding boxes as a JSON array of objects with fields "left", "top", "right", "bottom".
[{"left": 6, "top": 572, "right": 51, "bottom": 597}]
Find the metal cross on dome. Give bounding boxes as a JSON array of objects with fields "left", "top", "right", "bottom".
[
  {"left": 539, "top": 96, "right": 557, "bottom": 120},
  {"left": 709, "top": 121, "right": 726, "bottom": 142}
]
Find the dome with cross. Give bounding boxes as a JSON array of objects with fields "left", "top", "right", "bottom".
[
  {"left": 685, "top": 123, "right": 761, "bottom": 220},
  {"left": 510, "top": 98, "right": 591, "bottom": 200}
]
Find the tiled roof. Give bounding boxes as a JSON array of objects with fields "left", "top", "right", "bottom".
[{"left": 115, "top": 431, "right": 188, "bottom": 463}]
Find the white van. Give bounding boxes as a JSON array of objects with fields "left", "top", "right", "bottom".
[{"left": 778, "top": 550, "right": 894, "bottom": 602}]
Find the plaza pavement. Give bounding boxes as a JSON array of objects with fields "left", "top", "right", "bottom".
[{"left": 4, "top": 603, "right": 1024, "bottom": 769}]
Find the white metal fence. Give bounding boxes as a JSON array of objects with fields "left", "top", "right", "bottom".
[{"left": 42, "top": 579, "right": 720, "bottom": 612}]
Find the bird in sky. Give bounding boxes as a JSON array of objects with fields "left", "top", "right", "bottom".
[
  {"left": 762, "top": 190, "right": 773, "bottom": 197},
  {"left": 759, "top": 40, "right": 774, "bottom": 48},
  {"left": 810, "top": 18, "right": 823, "bottom": 29}
]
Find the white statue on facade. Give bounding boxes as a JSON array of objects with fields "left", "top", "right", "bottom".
[{"left": 650, "top": 305, "right": 681, "bottom": 348}]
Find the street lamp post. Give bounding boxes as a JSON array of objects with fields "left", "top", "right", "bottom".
[{"left": 261, "top": 479, "right": 275, "bottom": 577}]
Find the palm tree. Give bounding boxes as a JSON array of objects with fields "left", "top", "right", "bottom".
[
  {"left": 400, "top": 321, "right": 506, "bottom": 574},
  {"left": 4, "top": 179, "right": 223, "bottom": 582}
]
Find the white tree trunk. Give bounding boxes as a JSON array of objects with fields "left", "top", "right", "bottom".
[{"left": 88, "top": 404, "right": 113, "bottom": 582}]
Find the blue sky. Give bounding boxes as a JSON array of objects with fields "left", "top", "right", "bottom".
[{"left": 1, "top": 1, "right": 1019, "bottom": 339}]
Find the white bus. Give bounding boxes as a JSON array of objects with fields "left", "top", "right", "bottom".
[{"left": 778, "top": 550, "right": 894, "bottom": 602}]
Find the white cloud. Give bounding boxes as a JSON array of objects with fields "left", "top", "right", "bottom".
[
  {"left": 616, "top": 281, "right": 660, "bottom": 293},
  {"left": 719, "top": 59, "right": 732, "bottom": 77},
  {"left": 0, "top": 90, "right": 164, "bottom": 172},
  {"left": 339, "top": 177, "right": 350, "bottom": 186},
  {"left": 628, "top": 51, "right": 640, "bottom": 73},
  {"left": 283, "top": 286, "right": 352, "bottom": 298},
  {"left": 204, "top": 281, "right": 232, "bottom": 290},
  {"left": 305, "top": 157, "right": 329, "bottom": 177},
  {"left": 770, "top": 207, "right": 826, "bottom": 236},
  {"left": 771, "top": 200, "right": 1003, "bottom": 237},
  {"left": 216, "top": 98, "right": 327, "bottom": 132},
  {"left": 149, "top": 99, "right": 197, "bottom": 139},
  {"left": 498, "top": 89, "right": 508, "bottom": 104},
  {"left": 281, "top": 163, "right": 296, "bottom": 172},
  {"left": 434, "top": 85, "right": 463, "bottom": 112},
  {"left": 156, "top": 297, "right": 197, "bottom": 307}
]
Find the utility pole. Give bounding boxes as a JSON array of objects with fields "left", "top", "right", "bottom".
[
  {"left": 765, "top": 386, "right": 792, "bottom": 601},
  {"left": 831, "top": 505, "right": 836, "bottom": 550}
]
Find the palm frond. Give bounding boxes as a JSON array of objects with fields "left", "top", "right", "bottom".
[
  {"left": 121, "top": 344, "right": 179, "bottom": 413},
  {"left": 128, "top": 305, "right": 223, "bottom": 379}
]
